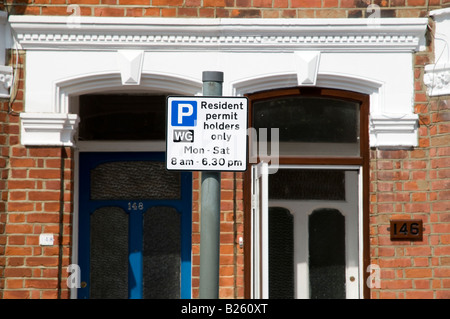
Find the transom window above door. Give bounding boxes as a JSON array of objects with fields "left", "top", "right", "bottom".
[
  {"left": 248, "top": 88, "right": 369, "bottom": 163},
  {"left": 252, "top": 95, "right": 360, "bottom": 157},
  {"left": 78, "top": 94, "right": 167, "bottom": 141}
]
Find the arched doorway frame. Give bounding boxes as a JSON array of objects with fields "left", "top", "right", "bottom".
[
  {"left": 242, "top": 85, "right": 370, "bottom": 299},
  {"left": 63, "top": 71, "right": 202, "bottom": 299}
]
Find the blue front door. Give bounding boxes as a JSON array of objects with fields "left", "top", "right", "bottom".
[{"left": 77, "top": 152, "right": 192, "bottom": 299}]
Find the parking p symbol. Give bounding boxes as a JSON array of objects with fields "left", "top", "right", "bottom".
[{"left": 171, "top": 101, "right": 197, "bottom": 127}]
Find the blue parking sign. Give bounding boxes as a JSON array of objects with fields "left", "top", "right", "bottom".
[
  {"left": 171, "top": 101, "right": 197, "bottom": 126},
  {"left": 166, "top": 95, "right": 248, "bottom": 172}
]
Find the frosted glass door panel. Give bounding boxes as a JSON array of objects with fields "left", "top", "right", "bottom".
[
  {"left": 90, "top": 207, "right": 129, "bottom": 299},
  {"left": 143, "top": 206, "right": 181, "bottom": 299}
]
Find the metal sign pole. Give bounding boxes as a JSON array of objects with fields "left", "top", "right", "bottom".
[{"left": 199, "top": 71, "right": 223, "bottom": 299}]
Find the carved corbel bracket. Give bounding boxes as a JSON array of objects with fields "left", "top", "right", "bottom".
[
  {"left": 424, "top": 8, "right": 450, "bottom": 97},
  {"left": 0, "top": 65, "right": 13, "bottom": 98},
  {"left": 20, "top": 113, "right": 80, "bottom": 146},
  {"left": 424, "top": 64, "right": 450, "bottom": 97}
]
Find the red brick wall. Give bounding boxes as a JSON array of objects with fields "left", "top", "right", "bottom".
[
  {"left": 0, "top": 51, "right": 21, "bottom": 299},
  {"left": 191, "top": 171, "right": 245, "bottom": 299},
  {"left": 4, "top": 145, "right": 73, "bottom": 299},
  {"left": 0, "top": 100, "right": 9, "bottom": 299},
  {"left": 0, "top": 52, "right": 74, "bottom": 299},
  {"left": 369, "top": 22, "right": 450, "bottom": 298}
]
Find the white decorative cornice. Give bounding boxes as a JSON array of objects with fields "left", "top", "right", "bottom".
[
  {"left": 10, "top": 16, "right": 427, "bottom": 147},
  {"left": 9, "top": 16, "right": 428, "bottom": 53}
]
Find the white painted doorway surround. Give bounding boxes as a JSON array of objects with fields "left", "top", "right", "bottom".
[{"left": 8, "top": 16, "right": 428, "bottom": 148}]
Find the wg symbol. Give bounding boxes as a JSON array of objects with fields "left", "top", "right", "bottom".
[{"left": 173, "top": 130, "right": 194, "bottom": 143}]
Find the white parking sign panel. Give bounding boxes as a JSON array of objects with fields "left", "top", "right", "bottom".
[{"left": 166, "top": 96, "right": 248, "bottom": 171}]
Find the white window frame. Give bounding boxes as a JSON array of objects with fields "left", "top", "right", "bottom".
[{"left": 251, "top": 161, "right": 269, "bottom": 299}]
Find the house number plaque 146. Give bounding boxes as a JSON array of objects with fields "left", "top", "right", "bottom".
[{"left": 390, "top": 219, "right": 423, "bottom": 241}]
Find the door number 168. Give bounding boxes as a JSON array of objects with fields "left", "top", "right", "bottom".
[{"left": 128, "top": 202, "right": 144, "bottom": 211}]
